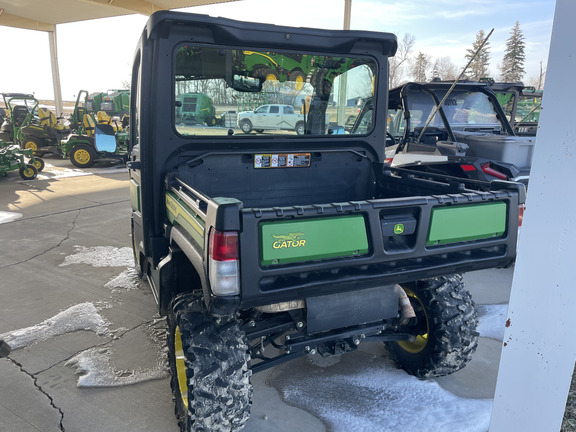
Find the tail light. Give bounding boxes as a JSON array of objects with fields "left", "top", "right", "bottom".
[
  {"left": 208, "top": 229, "right": 240, "bottom": 295},
  {"left": 460, "top": 164, "right": 476, "bottom": 172},
  {"left": 518, "top": 204, "right": 525, "bottom": 227}
]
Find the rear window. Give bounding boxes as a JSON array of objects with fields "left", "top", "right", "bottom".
[{"left": 174, "top": 45, "right": 378, "bottom": 137}]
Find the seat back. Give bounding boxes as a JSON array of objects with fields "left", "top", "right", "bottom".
[{"left": 83, "top": 114, "right": 96, "bottom": 137}]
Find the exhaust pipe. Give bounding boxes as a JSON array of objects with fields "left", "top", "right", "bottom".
[{"left": 394, "top": 285, "right": 416, "bottom": 323}]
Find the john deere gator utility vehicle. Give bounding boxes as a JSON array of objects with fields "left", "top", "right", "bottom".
[{"left": 129, "top": 12, "right": 525, "bottom": 432}]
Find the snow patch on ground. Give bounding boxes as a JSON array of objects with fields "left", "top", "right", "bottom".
[
  {"left": 477, "top": 304, "right": 508, "bottom": 341},
  {"left": 60, "top": 246, "right": 139, "bottom": 291},
  {"left": 0, "top": 211, "right": 23, "bottom": 224},
  {"left": 60, "top": 245, "right": 133, "bottom": 268},
  {"left": 104, "top": 268, "right": 140, "bottom": 291},
  {"left": 66, "top": 347, "right": 168, "bottom": 387},
  {"left": 272, "top": 355, "right": 492, "bottom": 432},
  {"left": 0, "top": 302, "right": 109, "bottom": 350},
  {"left": 37, "top": 167, "right": 92, "bottom": 180}
]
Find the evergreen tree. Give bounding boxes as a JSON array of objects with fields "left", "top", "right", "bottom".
[
  {"left": 411, "top": 52, "right": 430, "bottom": 82},
  {"left": 465, "top": 30, "right": 491, "bottom": 80},
  {"left": 500, "top": 22, "right": 526, "bottom": 82}
]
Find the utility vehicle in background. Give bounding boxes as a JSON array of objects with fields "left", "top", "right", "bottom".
[
  {"left": 490, "top": 82, "right": 542, "bottom": 137},
  {"left": 382, "top": 81, "right": 535, "bottom": 187},
  {"left": 128, "top": 12, "right": 525, "bottom": 432}
]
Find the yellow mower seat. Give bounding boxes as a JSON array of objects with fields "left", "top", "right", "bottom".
[
  {"left": 38, "top": 107, "right": 68, "bottom": 132},
  {"left": 97, "top": 111, "right": 121, "bottom": 132},
  {"left": 83, "top": 114, "right": 96, "bottom": 137}
]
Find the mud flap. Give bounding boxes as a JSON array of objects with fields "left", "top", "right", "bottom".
[{"left": 306, "top": 285, "right": 398, "bottom": 333}]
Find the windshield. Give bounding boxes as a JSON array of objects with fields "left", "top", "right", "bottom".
[
  {"left": 436, "top": 89, "right": 501, "bottom": 131},
  {"left": 388, "top": 87, "right": 504, "bottom": 138},
  {"left": 516, "top": 93, "right": 542, "bottom": 123},
  {"left": 174, "top": 46, "right": 377, "bottom": 137}
]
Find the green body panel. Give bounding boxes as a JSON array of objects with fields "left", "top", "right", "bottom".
[
  {"left": 260, "top": 215, "right": 369, "bottom": 265},
  {"left": 427, "top": 202, "right": 507, "bottom": 245},
  {"left": 165, "top": 192, "right": 205, "bottom": 247}
]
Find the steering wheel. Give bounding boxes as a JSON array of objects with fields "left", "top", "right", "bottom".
[{"left": 386, "top": 132, "right": 396, "bottom": 147}]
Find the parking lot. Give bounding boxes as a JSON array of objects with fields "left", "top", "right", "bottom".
[{"left": 0, "top": 157, "right": 514, "bottom": 432}]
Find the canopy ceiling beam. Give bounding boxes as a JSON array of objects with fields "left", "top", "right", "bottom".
[
  {"left": 78, "top": 0, "right": 163, "bottom": 16},
  {"left": 0, "top": 9, "right": 54, "bottom": 31}
]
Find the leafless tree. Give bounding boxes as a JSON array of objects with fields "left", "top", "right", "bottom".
[
  {"left": 389, "top": 33, "right": 415, "bottom": 88},
  {"left": 431, "top": 57, "right": 459, "bottom": 81}
]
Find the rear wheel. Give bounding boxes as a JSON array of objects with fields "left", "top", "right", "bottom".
[
  {"left": 23, "top": 137, "right": 42, "bottom": 153},
  {"left": 70, "top": 144, "right": 96, "bottom": 168},
  {"left": 19, "top": 164, "right": 38, "bottom": 180},
  {"left": 386, "top": 275, "right": 478, "bottom": 378},
  {"left": 167, "top": 293, "right": 252, "bottom": 432},
  {"left": 239, "top": 120, "right": 253, "bottom": 134}
]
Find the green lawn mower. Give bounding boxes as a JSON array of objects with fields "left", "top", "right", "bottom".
[
  {"left": 1, "top": 93, "right": 69, "bottom": 156},
  {"left": 0, "top": 140, "right": 45, "bottom": 180}
]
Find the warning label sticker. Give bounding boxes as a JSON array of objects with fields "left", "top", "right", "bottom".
[{"left": 254, "top": 153, "right": 310, "bottom": 168}]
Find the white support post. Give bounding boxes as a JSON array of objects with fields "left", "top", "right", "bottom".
[
  {"left": 48, "top": 28, "right": 64, "bottom": 117},
  {"left": 490, "top": 1, "right": 576, "bottom": 430},
  {"left": 337, "top": 0, "right": 352, "bottom": 128}
]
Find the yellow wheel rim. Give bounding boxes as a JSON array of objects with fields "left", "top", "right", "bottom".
[
  {"left": 33, "top": 160, "right": 42, "bottom": 170},
  {"left": 174, "top": 326, "right": 189, "bottom": 407},
  {"left": 25, "top": 141, "right": 38, "bottom": 151},
  {"left": 397, "top": 289, "right": 429, "bottom": 354},
  {"left": 23, "top": 168, "right": 35, "bottom": 177},
  {"left": 294, "top": 75, "right": 304, "bottom": 91},
  {"left": 265, "top": 73, "right": 278, "bottom": 82},
  {"left": 74, "top": 149, "right": 91, "bottom": 165}
]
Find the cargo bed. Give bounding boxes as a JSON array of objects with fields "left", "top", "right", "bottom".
[{"left": 165, "top": 148, "right": 524, "bottom": 308}]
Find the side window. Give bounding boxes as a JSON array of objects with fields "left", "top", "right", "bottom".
[
  {"left": 255, "top": 106, "right": 268, "bottom": 114},
  {"left": 130, "top": 50, "right": 141, "bottom": 151},
  {"left": 269, "top": 106, "right": 279, "bottom": 114},
  {"left": 283, "top": 106, "right": 294, "bottom": 114}
]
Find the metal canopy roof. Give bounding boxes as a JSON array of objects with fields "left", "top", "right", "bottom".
[
  {"left": 0, "top": 0, "right": 239, "bottom": 114},
  {"left": 0, "top": 0, "right": 238, "bottom": 31}
]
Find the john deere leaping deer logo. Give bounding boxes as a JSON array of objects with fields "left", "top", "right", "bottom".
[{"left": 272, "top": 232, "right": 306, "bottom": 249}]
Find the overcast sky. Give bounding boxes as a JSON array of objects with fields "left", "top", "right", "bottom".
[{"left": 0, "top": 0, "right": 555, "bottom": 101}]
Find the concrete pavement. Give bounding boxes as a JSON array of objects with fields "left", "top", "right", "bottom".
[{"left": 0, "top": 157, "right": 513, "bottom": 432}]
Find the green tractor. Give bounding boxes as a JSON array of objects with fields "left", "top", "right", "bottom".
[
  {"left": 100, "top": 89, "right": 130, "bottom": 118},
  {"left": 86, "top": 91, "right": 105, "bottom": 113}
]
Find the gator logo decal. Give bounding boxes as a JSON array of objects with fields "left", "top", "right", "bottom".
[{"left": 272, "top": 232, "right": 306, "bottom": 249}]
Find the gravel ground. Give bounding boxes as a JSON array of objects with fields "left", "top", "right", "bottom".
[{"left": 562, "top": 367, "right": 576, "bottom": 431}]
